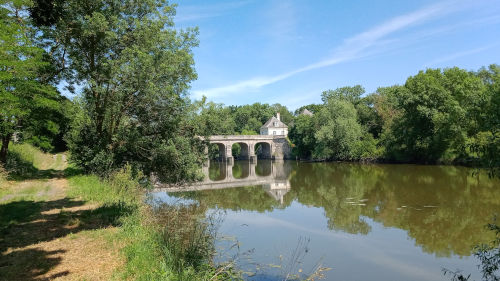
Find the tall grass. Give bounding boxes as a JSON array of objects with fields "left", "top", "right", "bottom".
[
  {"left": 68, "top": 165, "right": 238, "bottom": 280},
  {"left": 0, "top": 164, "right": 7, "bottom": 186},
  {"left": 4, "top": 143, "right": 65, "bottom": 179}
]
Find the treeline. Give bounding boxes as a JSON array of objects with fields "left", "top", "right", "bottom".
[
  {"left": 290, "top": 66, "right": 500, "bottom": 169},
  {"left": 188, "top": 66, "right": 500, "bottom": 171}
]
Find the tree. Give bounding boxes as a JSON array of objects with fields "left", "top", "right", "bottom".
[
  {"left": 314, "top": 99, "right": 363, "bottom": 160},
  {"left": 390, "top": 68, "right": 485, "bottom": 163},
  {"left": 294, "top": 104, "right": 322, "bottom": 116},
  {"left": 0, "top": 0, "right": 61, "bottom": 163},
  {"left": 190, "top": 98, "right": 235, "bottom": 136},
  {"left": 44, "top": 0, "right": 202, "bottom": 181},
  {"left": 288, "top": 114, "right": 316, "bottom": 159},
  {"left": 321, "top": 85, "right": 365, "bottom": 104},
  {"left": 230, "top": 103, "right": 274, "bottom": 133},
  {"left": 271, "top": 103, "right": 294, "bottom": 125}
]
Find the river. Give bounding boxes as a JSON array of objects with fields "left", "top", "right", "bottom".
[{"left": 152, "top": 160, "right": 500, "bottom": 281}]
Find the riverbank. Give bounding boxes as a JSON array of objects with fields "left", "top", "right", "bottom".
[{"left": 0, "top": 144, "right": 236, "bottom": 280}]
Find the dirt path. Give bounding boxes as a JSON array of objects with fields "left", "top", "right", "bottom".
[{"left": 0, "top": 172, "right": 123, "bottom": 280}]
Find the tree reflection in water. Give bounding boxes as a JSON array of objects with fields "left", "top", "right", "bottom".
[{"left": 168, "top": 160, "right": 500, "bottom": 258}]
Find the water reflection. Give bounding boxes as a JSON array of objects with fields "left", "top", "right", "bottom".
[{"left": 164, "top": 161, "right": 500, "bottom": 258}]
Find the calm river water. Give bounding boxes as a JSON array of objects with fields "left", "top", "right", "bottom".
[{"left": 153, "top": 160, "right": 500, "bottom": 281}]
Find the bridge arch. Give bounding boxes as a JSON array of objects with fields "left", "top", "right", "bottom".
[
  {"left": 210, "top": 142, "right": 229, "bottom": 161},
  {"left": 232, "top": 142, "right": 251, "bottom": 160},
  {"left": 255, "top": 141, "right": 272, "bottom": 159}
]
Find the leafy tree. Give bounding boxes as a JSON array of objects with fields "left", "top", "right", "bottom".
[
  {"left": 230, "top": 103, "right": 275, "bottom": 133},
  {"left": 288, "top": 114, "right": 316, "bottom": 159},
  {"left": 313, "top": 99, "right": 363, "bottom": 160},
  {"left": 271, "top": 103, "right": 294, "bottom": 125},
  {"left": 474, "top": 65, "right": 500, "bottom": 176},
  {"left": 44, "top": 0, "right": 203, "bottom": 181},
  {"left": 355, "top": 95, "right": 383, "bottom": 138},
  {"left": 321, "top": 85, "right": 364, "bottom": 104},
  {"left": 390, "top": 68, "right": 485, "bottom": 163},
  {"left": 190, "top": 98, "right": 235, "bottom": 136},
  {"left": 0, "top": 0, "right": 62, "bottom": 162},
  {"left": 294, "top": 104, "right": 322, "bottom": 116}
]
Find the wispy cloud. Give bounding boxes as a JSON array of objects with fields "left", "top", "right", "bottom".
[
  {"left": 175, "top": 1, "right": 252, "bottom": 23},
  {"left": 424, "top": 43, "right": 499, "bottom": 67},
  {"left": 192, "top": 1, "right": 470, "bottom": 99},
  {"left": 263, "top": 1, "right": 301, "bottom": 42}
]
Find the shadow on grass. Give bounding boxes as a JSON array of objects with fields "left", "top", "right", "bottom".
[
  {"left": 0, "top": 198, "right": 134, "bottom": 280},
  {"left": 5, "top": 150, "right": 83, "bottom": 180}
]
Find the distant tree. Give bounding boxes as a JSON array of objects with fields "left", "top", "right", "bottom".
[
  {"left": 314, "top": 99, "right": 363, "bottom": 160},
  {"left": 190, "top": 98, "right": 235, "bottom": 136},
  {"left": 231, "top": 103, "right": 274, "bottom": 133},
  {"left": 321, "top": 85, "right": 365, "bottom": 104},
  {"left": 288, "top": 114, "right": 316, "bottom": 159},
  {"left": 294, "top": 104, "right": 323, "bottom": 116},
  {"left": 355, "top": 95, "right": 383, "bottom": 138},
  {"left": 271, "top": 103, "right": 294, "bottom": 124}
]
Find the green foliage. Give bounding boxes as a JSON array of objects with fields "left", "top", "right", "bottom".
[
  {"left": 0, "top": 1, "right": 65, "bottom": 161},
  {"left": 444, "top": 221, "right": 500, "bottom": 281},
  {"left": 388, "top": 68, "right": 486, "bottom": 163},
  {"left": 272, "top": 103, "right": 294, "bottom": 124},
  {"left": 3, "top": 143, "right": 49, "bottom": 177},
  {"left": 229, "top": 103, "right": 276, "bottom": 133},
  {"left": 289, "top": 66, "right": 499, "bottom": 170},
  {"left": 313, "top": 99, "right": 363, "bottom": 160},
  {"left": 289, "top": 115, "right": 316, "bottom": 159},
  {"left": 190, "top": 98, "right": 236, "bottom": 136},
  {"left": 321, "top": 85, "right": 365, "bottom": 104},
  {"left": 49, "top": 0, "right": 205, "bottom": 182},
  {"left": 294, "top": 104, "right": 323, "bottom": 116}
]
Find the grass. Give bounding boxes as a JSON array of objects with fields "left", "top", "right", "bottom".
[
  {"left": 67, "top": 166, "right": 238, "bottom": 280},
  {"left": 1, "top": 144, "right": 239, "bottom": 280}
]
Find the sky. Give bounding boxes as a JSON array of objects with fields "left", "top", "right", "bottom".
[{"left": 173, "top": 0, "right": 500, "bottom": 110}]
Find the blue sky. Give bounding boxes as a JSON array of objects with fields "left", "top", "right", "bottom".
[{"left": 174, "top": 0, "right": 500, "bottom": 110}]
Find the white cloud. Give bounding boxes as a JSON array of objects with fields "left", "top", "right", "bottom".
[
  {"left": 424, "top": 43, "right": 499, "bottom": 67},
  {"left": 192, "top": 1, "right": 474, "bottom": 99}
]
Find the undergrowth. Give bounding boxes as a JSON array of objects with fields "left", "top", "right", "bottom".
[{"left": 0, "top": 164, "right": 7, "bottom": 186}]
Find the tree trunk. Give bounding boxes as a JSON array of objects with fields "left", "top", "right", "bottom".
[{"left": 0, "top": 134, "right": 12, "bottom": 164}]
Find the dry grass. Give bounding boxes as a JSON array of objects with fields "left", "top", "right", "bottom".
[
  {"left": 1, "top": 229, "right": 122, "bottom": 281},
  {"left": 0, "top": 155, "right": 124, "bottom": 281}
]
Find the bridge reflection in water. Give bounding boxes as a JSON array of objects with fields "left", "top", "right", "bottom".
[{"left": 160, "top": 160, "right": 292, "bottom": 204}]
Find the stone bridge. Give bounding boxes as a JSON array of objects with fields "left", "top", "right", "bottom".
[{"left": 204, "top": 135, "right": 291, "bottom": 163}]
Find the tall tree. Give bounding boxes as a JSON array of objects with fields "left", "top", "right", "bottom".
[
  {"left": 0, "top": 0, "right": 61, "bottom": 163},
  {"left": 390, "top": 68, "right": 485, "bottom": 163},
  {"left": 314, "top": 99, "right": 363, "bottom": 160},
  {"left": 42, "top": 0, "right": 201, "bottom": 181}
]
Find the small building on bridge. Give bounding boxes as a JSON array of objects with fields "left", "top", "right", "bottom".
[{"left": 260, "top": 113, "right": 288, "bottom": 136}]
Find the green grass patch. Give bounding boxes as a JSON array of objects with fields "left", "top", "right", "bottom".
[{"left": 4, "top": 143, "right": 68, "bottom": 180}]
